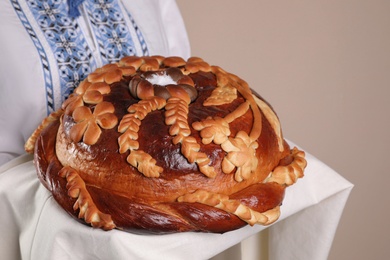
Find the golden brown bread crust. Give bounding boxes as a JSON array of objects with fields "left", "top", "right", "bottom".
[{"left": 27, "top": 56, "right": 306, "bottom": 234}]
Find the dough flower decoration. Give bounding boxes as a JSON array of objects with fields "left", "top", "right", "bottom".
[
  {"left": 87, "top": 63, "right": 136, "bottom": 84},
  {"left": 62, "top": 93, "right": 84, "bottom": 115},
  {"left": 62, "top": 81, "right": 111, "bottom": 115},
  {"left": 221, "top": 131, "right": 259, "bottom": 182},
  {"left": 62, "top": 63, "right": 135, "bottom": 115},
  {"left": 192, "top": 116, "right": 231, "bottom": 145},
  {"left": 192, "top": 101, "right": 250, "bottom": 146},
  {"left": 69, "top": 101, "right": 118, "bottom": 145}
]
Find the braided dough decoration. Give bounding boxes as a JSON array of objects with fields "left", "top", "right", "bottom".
[
  {"left": 27, "top": 55, "right": 307, "bottom": 234},
  {"left": 59, "top": 166, "right": 116, "bottom": 230}
]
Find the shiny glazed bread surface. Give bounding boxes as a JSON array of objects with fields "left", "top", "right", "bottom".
[{"left": 27, "top": 56, "right": 306, "bottom": 233}]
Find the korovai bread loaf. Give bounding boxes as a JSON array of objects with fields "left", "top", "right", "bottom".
[{"left": 25, "top": 55, "right": 307, "bottom": 234}]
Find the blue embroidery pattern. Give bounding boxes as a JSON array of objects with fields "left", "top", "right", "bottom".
[
  {"left": 26, "top": 0, "right": 97, "bottom": 105},
  {"left": 10, "top": 0, "right": 148, "bottom": 114},
  {"left": 11, "top": 0, "right": 55, "bottom": 114},
  {"left": 84, "top": 0, "right": 146, "bottom": 64}
]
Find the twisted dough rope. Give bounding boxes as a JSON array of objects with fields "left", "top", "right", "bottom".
[
  {"left": 178, "top": 189, "right": 281, "bottom": 226},
  {"left": 178, "top": 147, "right": 307, "bottom": 226},
  {"left": 59, "top": 166, "right": 116, "bottom": 230}
]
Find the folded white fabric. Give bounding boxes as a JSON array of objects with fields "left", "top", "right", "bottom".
[{"left": 0, "top": 148, "right": 353, "bottom": 260}]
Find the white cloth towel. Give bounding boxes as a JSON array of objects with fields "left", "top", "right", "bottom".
[{"left": 0, "top": 147, "right": 353, "bottom": 260}]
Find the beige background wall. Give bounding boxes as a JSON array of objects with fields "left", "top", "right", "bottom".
[{"left": 177, "top": 1, "right": 389, "bottom": 259}]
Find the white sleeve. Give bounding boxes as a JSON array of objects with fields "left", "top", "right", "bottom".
[
  {"left": 0, "top": 1, "right": 47, "bottom": 166},
  {"left": 159, "top": 0, "right": 191, "bottom": 59},
  {"left": 121, "top": 0, "right": 191, "bottom": 59}
]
